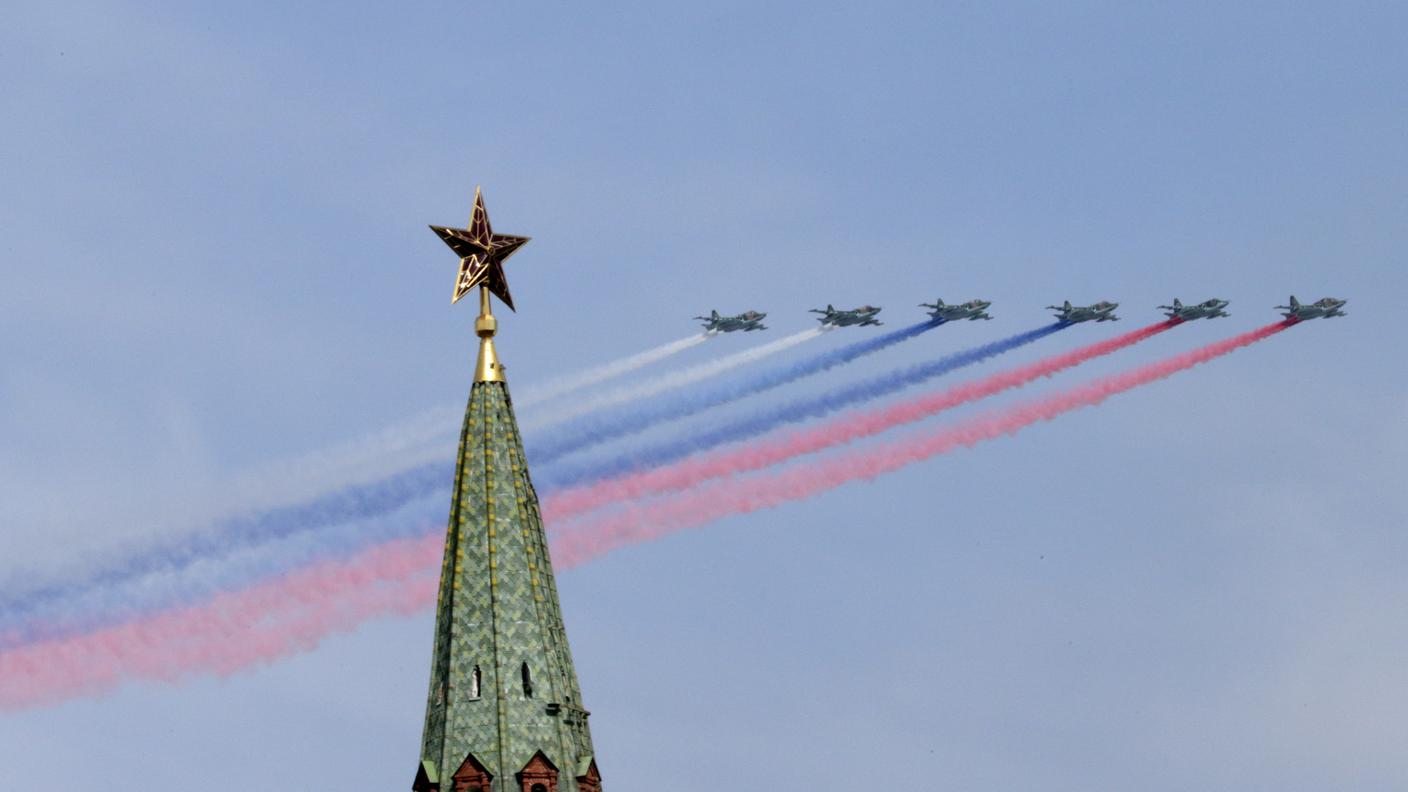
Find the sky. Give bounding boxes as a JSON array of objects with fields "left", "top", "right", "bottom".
[{"left": 2, "top": 0, "right": 1406, "bottom": 789}]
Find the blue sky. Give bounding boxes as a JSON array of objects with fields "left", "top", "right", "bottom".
[{"left": 2, "top": 1, "right": 1405, "bottom": 789}]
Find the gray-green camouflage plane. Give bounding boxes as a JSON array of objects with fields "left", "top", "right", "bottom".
[
  {"left": 695, "top": 309, "right": 768, "bottom": 333},
  {"left": 920, "top": 298, "right": 993, "bottom": 322},
  {"left": 1277, "top": 296, "right": 1347, "bottom": 321},
  {"left": 1159, "top": 298, "right": 1230, "bottom": 321},
  {"left": 1047, "top": 300, "right": 1120, "bottom": 323},
  {"left": 810, "top": 304, "right": 883, "bottom": 327}
]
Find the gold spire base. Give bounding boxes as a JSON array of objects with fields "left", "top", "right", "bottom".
[
  {"left": 474, "top": 286, "right": 506, "bottom": 383},
  {"left": 475, "top": 337, "right": 504, "bottom": 382}
]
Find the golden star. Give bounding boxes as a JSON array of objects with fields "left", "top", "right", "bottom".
[{"left": 429, "top": 186, "right": 530, "bottom": 310}]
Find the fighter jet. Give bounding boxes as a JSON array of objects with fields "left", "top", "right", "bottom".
[
  {"left": 920, "top": 298, "right": 993, "bottom": 322},
  {"left": 810, "top": 304, "right": 883, "bottom": 327},
  {"left": 1158, "top": 297, "right": 1230, "bottom": 321},
  {"left": 1047, "top": 300, "right": 1120, "bottom": 323},
  {"left": 694, "top": 309, "right": 768, "bottom": 333},
  {"left": 1276, "top": 296, "right": 1347, "bottom": 321}
]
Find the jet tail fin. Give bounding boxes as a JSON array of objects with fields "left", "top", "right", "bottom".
[
  {"left": 1289, "top": 296, "right": 1301, "bottom": 308},
  {"left": 1064, "top": 300, "right": 1072, "bottom": 310},
  {"left": 1173, "top": 298, "right": 1183, "bottom": 309}
]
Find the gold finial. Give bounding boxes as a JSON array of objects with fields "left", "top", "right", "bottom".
[
  {"left": 430, "top": 186, "right": 529, "bottom": 383},
  {"left": 474, "top": 284, "right": 505, "bottom": 382}
]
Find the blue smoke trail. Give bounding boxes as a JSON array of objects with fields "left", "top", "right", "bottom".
[
  {"left": 536, "top": 323, "right": 1068, "bottom": 492},
  {"left": 525, "top": 320, "right": 943, "bottom": 467},
  {"left": 0, "top": 458, "right": 455, "bottom": 622},
  {"left": 0, "top": 332, "right": 721, "bottom": 621},
  {"left": 0, "top": 322, "right": 939, "bottom": 645},
  {"left": 0, "top": 327, "right": 866, "bottom": 621},
  {"left": 0, "top": 323, "right": 1059, "bottom": 651},
  {"left": 0, "top": 492, "right": 447, "bottom": 650}
]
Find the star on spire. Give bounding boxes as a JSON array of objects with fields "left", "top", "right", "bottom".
[{"left": 430, "top": 186, "right": 530, "bottom": 310}]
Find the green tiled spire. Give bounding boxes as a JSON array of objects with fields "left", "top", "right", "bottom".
[{"left": 419, "top": 380, "right": 598, "bottom": 791}]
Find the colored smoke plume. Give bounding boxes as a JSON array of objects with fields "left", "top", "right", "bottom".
[
  {"left": 0, "top": 329, "right": 822, "bottom": 646},
  {"left": 0, "top": 493, "right": 446, "bottom": 650},
  {"left": 535, "top": 322, "right": 1070, "bottom": 492},
  {"left": 0, "top": 322, "right": 1291, "bottom": 707},
  {"left": 0, "top": 324, "right": 920, "bottom": 632},
  {"left": 523, "top": 328, "right": 824, "bottom": 432},
  {"left": 514, "top": 333, "right": 710, "bottom": 410},
  {"left": 0, "top": 335, "right": 707, "bottom": 629},
  {"left": 541, "top": 320, "right": 1177, "bottom": 522},
  {"left": 0, "top": 459, "right": 454, "bottom": 639},
  {"left": 0, "top": 534, "right": 443, "bottom": 710},
  {"left": 549, "top": 321, "right": 1292, "bottom": 568},
  {"left": 527, "top": 320, "right": 942, "bottom": 466},
  {"left": 0, "top": 321, "right": 1122, "bottom": 649}
]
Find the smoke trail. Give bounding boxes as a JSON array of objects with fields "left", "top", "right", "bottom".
[
  {"left": 522, "top": 328, "right": 825, "bottom": 432},
  {"left": 0, "top": 336, "right": 707, "bottom": 627},
  {"left": 0, "top": 323, "right": 1293, "bottom": 707},
  {"left": 536, "top": 322, "right": 1070, "bottom": 493},
  {"left": 527, "top": 320, "right": 941, "bottom": 466},
  {"left": 0, "top": 320, "right": 929, "bottom": 648},
  {"left": 548, "top": 321, "right": 1294, "bottom": 567},
  {"left": 0, "top": 402, "right": 458, "bottom": 604},
  {"left": 0, "top": 326, "right": 913, "bottom": 625},
  {"left": 0, "top": 491, "right": 446, "bottom": 650},
  {"left": 0, "top": 459, "right": 453, "bottom": 624},
  {"left": 0, "top": 331, "right": 784, "bottom": 645},
  {"left": 542, "top": 320, "right": 1177, "bottom": 521},
  {"left": 0, "top": 321, "right": 1097, "bottom": 650},
  {"left": 215, "top": 404, "right": 458, "bottom": 516},
  {"left": 0, "top": 322, "right": 1064, "bottom": 647},
  {"left": 0, "top": 533, "right": 443, "bottom": 710},
  {"left": 513, "top": 333, "right": 709, "bottom": 410}
]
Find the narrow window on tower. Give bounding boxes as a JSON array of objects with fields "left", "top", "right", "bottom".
[
  {"left": 469, "top": 665, "right": 482, "bottom": 699},
  {"left": 521, "top": 662, "right": 534, "bottom": 699}
]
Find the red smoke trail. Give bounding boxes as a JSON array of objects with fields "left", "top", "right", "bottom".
[
  {"left": 0, "top": 534, "right": 441, "bottom": 709},
  {"left": 0, "top": 512, "right": 642, "bottom": 708},
  {"left": 0, "top": 527, "right": 613, "bottom": 710},
  {"left": 542, "top": 319, "right": 1182, "bottom": 523},
  {"left": 549, "top": 320, "right": 1294, "bottom": 567},
  {"left": 0, "top": 322, "right": 1288, "bottom": 709}
]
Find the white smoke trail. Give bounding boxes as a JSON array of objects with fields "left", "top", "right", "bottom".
[
  {"left": 218, "top": 405, "right": 460, "bottom": 518},
  {"left": 0, "top": 491, "right": 445, "bottom": 648},
  {"left": 0, "top": 335, "right": 719, "bottom": 605},
  {"left": 193, "top": 335, "right": 713, "bottom": 521},
  {"left": 512, "top": 334, "right": 710, "bottom": 410},
  {"left": 521, "top": 327, "right": 828, "bottom": 433}
]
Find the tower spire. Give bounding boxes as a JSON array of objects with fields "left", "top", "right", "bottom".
[{"left": 419, "top": 188, "right": 602, "bottom": 792}]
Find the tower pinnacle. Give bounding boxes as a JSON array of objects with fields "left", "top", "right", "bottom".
[
  {"left": 417, "top": 188, "right": 603, "bottom": 792},
  {"left": 430, "top": 186, "right": 529, "bottom": 383}
]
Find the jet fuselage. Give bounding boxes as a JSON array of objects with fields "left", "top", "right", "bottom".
[
  {"left": 1159, "top": 298, "right": 1230, "bottom": 321},
  {"left": 921, "top": 298, "right": 993, "bottom": 322},
  {"left": 1048, "top": 300, "right": 1120, "bottom": 323},
  {"left": 811, "top": 304, "right": 883, "bottom": 327},
  {"left": 1277, "top": 296, "right": 1346, "bottom": 321},
  {"left": 695, "top": 309, "right": 769, "bottom": 332}
]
